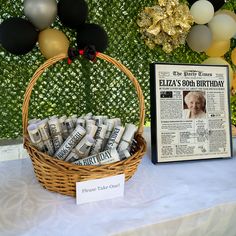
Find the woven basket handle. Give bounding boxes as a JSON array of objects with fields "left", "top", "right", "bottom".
[{"left": 22, "top": 53, "right": 145, "bottom": 139}]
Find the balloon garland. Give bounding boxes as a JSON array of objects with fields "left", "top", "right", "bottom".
[
  {"left": 187, "top": 0, "right": 236, "bottom": 55},
  {"left": 186, "top": 0, "right": 236, "bottom": 88},
  {"left": 0, "top": 0, "right": 108, "bottom": 59},
  {"left": 1, "top": 0, "right": 236, "bottom": 77},
  {"left": 137, "top": 0, "right": 236, "bottom": 90}
]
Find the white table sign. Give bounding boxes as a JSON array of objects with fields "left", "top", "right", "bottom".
[{"left": 76, "top": 174, "right": 125, "bottom": 204}]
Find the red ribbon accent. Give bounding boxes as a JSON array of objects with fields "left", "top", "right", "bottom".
[
  {"left": 67, "top": 58, "right": 73, "bottom": 65},
  {"left": 79, "top": 49, "right": 98, "bottom": 62},
  {"left": 67, "top": 46, "right": 98, "bottom": 64},
  {"left": 79, "top": 49, "right": 84, "bottom": 55}
]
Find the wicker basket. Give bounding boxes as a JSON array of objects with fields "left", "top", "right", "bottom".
[{"left": 22, "top": 52, "right": 147, "bottom": 197}]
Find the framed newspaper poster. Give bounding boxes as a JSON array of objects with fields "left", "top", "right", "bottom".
[{"left": 150, "top": 63, "right": 233, "bottom": 164}]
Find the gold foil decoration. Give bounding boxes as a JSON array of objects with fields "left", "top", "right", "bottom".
[{"left": 137, "top": 0, "right": 194, "bottom": 53}]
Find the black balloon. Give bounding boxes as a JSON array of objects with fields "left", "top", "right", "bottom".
[
  {"left": 58, "top": 0, "right": 88, "bottom": 29},
  {"left": 0, "top": 17, "right": 38, "bottom": 55},
  {"left": 76, "top": 23, "right": 108, "bottom": 52},
  {"left": 187, "top": 0, "right": 225, "bottom": 11}
]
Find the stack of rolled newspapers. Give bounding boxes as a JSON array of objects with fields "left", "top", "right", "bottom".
[{"left": 27, "top": 113, "right": 137, "bottom": 166}]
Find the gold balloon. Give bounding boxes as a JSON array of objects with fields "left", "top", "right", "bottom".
[
  {"left": 231, "top": 48, "right": 236, "bottom": 66},
  {"left": 38, "top": 28, "right": 69, "bottom": 59},
  {"left": 202, "top": 57, "right": 234, "bottom": 86},
  {"left": 205, "top": 40, "right": 230, "bottom": 57}
]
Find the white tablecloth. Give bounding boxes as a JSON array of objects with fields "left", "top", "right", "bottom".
[{"left": 0, "top": 130, "right": 236, "bottom": 236}]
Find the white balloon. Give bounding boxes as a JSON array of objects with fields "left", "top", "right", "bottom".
[
  {"left": 208, "top": 14, "right": 236, "bottom": 41},
  {"left": 215, "top": 9, "right": 236, "bottom": 22},
  {"left": 186, "top": 25, "right": 212, "bottom": 52},
  {"left": 190, "top": 0, "right": 214, "bottom": 24},
  {"left": 24, "top": 0, "right": 57, "bottom": 30},
  {"left": 220, "top": 11, "right": 236, "bottom": 39}
]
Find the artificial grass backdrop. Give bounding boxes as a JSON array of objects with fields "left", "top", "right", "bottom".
[{"left": 0, "top": 0, "right": 236, "bottom": 139}]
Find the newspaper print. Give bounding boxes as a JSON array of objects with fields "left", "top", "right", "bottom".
[{"left": 153, "top": 63, "right": 232, "bottom": 162}]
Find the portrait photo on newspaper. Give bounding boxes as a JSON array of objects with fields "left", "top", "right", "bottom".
[{"left": 150, "top": 63, "right": 232, "bottom": 164}]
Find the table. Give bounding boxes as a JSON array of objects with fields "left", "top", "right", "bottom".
[{"left": 1, "top": 130, "right": 236, "bottom": 236}]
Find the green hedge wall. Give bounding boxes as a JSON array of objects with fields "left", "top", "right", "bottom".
[{"left": 0, "top": 0, "right": 236, "bottom": 139}]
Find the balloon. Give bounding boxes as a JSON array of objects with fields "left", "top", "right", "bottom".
[
  {"left": 205, "top": 40, "right": 230, "bottom": 57},
  {"left": 215, "top": 10, "right": 236, "bottom": 39},
  {"left": 187, "top": 0, "right": 225, "bottom": 11},
  {"left": 38, "top": 29, "right": 69, "bottom": 59},
  {"left": 202, "top": 57, "right": 234, "bottom": 86},
  {"left": 208, "top": 14, "right": 236, "bottom": 41},
  {"left": 76, "top": 24, "right": 108, "bottom": 52},
  {"left": 23, "top": 0, "right": 57, "bottom": 30},
  {"left": 231, "top": 73, "right": 236, "bottom": 95},
  {"left": 0, "top": 17, "right": 38, "bottom": 55},
  {"left": 186, "top": 25, "right": 212, "bottom": 52},
  {"left": 215, "top": 9, "right": 236, "bottom": 22},
  {"left": 190, "top": 0, "right": 214, "bottom": 24},
  {"left": 231, "top": 48, "right": 236, "bottom": 66},
  {"left": 58, "top": 0, "right": 88, "bottom": 29}
]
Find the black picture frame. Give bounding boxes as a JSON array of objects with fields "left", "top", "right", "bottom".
[{"left": 150, "top": 63, "right": 233, "bottom": 164}]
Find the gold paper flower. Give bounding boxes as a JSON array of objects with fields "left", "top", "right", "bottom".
[{"left": 137, "top": 0, "right": 194, "bottom": 53}]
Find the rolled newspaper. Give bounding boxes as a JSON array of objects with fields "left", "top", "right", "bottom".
[
  {"left": 65, "top": 117, "right": 75, "bottom": 134},
  {"left": 113, "top": 118, "right": 121, "bottom": 127},
  {"left": 54, "top": 125, "right": 86, "bottom": 160},
  {"left": 103, "top": 115, "right": 108, "bottom": 121},
  {"left": 105, "top": 126, "right": 125, "bottom": 150},
  {"left": 93, "top": 115, "right": 105, "bottom": 126},
  {"left": 37, "top": 119, "right": 54, "bottom": 156},
  {"left": 28, "top": 118, "right": 41, "bottom": 125},
  {"left": 90, "top": 124, "right": 108, "bottom": 155},
  {"left": 49, "top": 115, "right": 58, "bottom": 119},
  {"left": 76, "top": 118, "right": 85, "bottom": 128},
  {"left": 86, "top": 123, "right": 98, "bottom": 138},
  {"left": 102, "top": 119, "right": 115, "bottom": 149},
  {"left": 86, "top": 119, "right": 95, "bottom": 127},
  {"left": 117, "top": 124, "right": 137, "bottom": 152},
  {"left": 59, "top": 115, "right": 69, "bottom": 140},
  {"left": 48, "top": 118, "right": 64, "bottom": 152},
  {"left": 27, "top": 124, "right": 45, "bottom": 151},
  {"left": 73, "top": 148, "right": 120, "bottom": 166},
  {"left": 119, "top": 149, "right": 131, "bottom": 160},
  {"left": 83, "top": 112, "right": 93, "bottom": 120},
  {"left": 70, "top": 114, "right": 78, "bottom": 126},
  {"left": 64, "top": 135, "right": 95, "bottom": 162}
]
